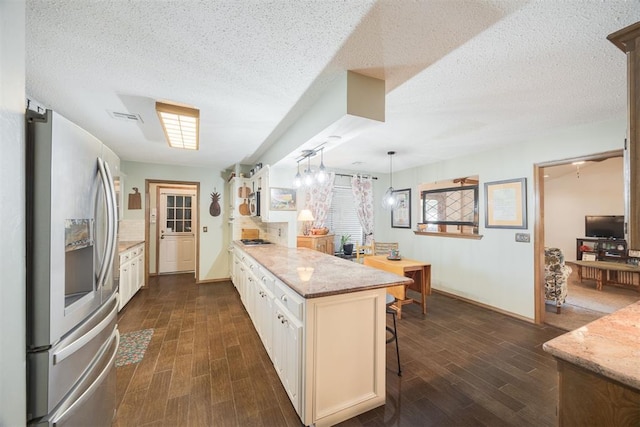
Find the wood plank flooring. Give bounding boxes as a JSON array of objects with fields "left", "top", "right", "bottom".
[{"left": 114, "top": 273, "right": 565, "bottom": 427}]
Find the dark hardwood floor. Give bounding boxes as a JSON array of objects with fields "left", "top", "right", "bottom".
[{"left": 114, "top": 274, "right": 565, "bottom": 427}]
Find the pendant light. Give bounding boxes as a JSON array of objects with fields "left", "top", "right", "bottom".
[
  {"left": 294, "top": 161, "right": 302, "bottom": 188},
  {"left": 316, "top": 148, "right": 327, "bottom": 183},
  {"left": 382, "top": 151, "right": 399, "bottom": 209},
  {"left": 303, "top": 156, "right": 314, "bottom": 186}
]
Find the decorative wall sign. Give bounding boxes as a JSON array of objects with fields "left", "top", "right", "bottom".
[
  {"left": 391, "top": 188, "right": 411, "bottom": 228},
  {"left": 484, "top": 178, "right": 527, "bottom": 229},
  {"left": 209, "top": 189, "right": 221, "bottom": 217}
]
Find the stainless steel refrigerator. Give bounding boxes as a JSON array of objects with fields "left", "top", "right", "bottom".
[{"left": 26, "top": 109, "right": 121, "bottom": 426}]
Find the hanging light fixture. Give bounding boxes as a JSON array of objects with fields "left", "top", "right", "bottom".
[
  {"left": 382, "top": 151, "right": 399, "bottom": 209},
  {"left": 304, "top": 156, "right": 314, "bottom": 186},
  {"left": 316, "top": 148, "right": 327, "bottom": 183},
  {"left": 291, "top": 143, "right": 331, "bottom": 187},
  {"left": 294, "top": 161, "right": 302, "bottom": 188}
]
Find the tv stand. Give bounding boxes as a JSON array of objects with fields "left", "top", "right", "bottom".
[{"left": 576, "top": 237, "right": 627, "bottom": 262}]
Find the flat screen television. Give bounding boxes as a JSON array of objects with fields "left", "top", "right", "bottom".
[{"left": 585, "top": 215, "right": 625, "bottom": 239}]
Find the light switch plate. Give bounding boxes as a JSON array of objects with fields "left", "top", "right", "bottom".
[{"left": 515, "top": 233, "right": 530, "bottom": 243}]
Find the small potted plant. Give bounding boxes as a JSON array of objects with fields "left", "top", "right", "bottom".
[{"left": 341, "top": 234, "right": 354, "bottom": 255}]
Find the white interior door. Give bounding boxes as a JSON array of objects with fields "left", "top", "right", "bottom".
[{"left": 158, "top": 189, "right": 196, "bottom": 274}]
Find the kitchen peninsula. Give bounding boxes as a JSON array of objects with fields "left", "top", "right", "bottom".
[
  {"left": 231, "top": 242, "right": 413, "bottom": 427},
  {"left": 543, "top": 301, "right": 640, "bottom": 425}
]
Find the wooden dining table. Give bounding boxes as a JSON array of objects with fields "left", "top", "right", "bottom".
[{"left": 363, "top": 255, "right": 431, "bottom": 318}]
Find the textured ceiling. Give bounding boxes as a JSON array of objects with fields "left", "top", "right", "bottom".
[{"left": 26, "top": 1, "right": 640, "bottom": 174}]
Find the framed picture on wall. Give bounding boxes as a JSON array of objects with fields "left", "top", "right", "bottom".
[
  {"left": 269, "top": 187, "right": 297, "bottom": 211},
  {"left": 484, "top": 178, "right": 527, "bottom": 229},
  {"left": 391, "top": 188, "right": 411, "bottom": 228}
]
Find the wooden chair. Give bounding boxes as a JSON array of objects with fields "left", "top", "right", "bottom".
[
  {"left": 374, "top": 242, "right": 399, "bottom": 256},
  {"left": 355, "top": 243, "right": 374, "bottom": 263}
]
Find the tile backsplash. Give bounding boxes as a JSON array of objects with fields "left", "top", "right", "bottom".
[
  {"left": 265, "top": 222, "right": 288, "bottom": 246},
  {"left": 118, "top": 219, "right": 145, "bottom": 241}
]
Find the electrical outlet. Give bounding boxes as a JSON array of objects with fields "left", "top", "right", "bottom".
[
  {"left": 629, "top": 249, "right": 640, "bottom": 257},
  {"left": 278, "top": 228, "right": 282, "bottom": 237},
  {"left": 515, "top": 233, "right": 530, "bottom": 243},
  {"left": 203, "top": 226, "right": 208, "bottom": 232}
]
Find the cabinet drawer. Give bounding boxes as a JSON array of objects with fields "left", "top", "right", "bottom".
[
  {"left": 256, "top": 266, "right": 276, "bottom": 293},
  {"left": 273, "top": 280, "right": 303, "bottom": 321},
  {"left": 119, "top": 251, "right": 132, "bottom": 264}
]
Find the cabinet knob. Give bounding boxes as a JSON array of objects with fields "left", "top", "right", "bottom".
[{"left": 281, "top": 295, "right": 288, "bottom": 302}]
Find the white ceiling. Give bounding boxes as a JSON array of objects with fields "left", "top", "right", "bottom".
[{"left": 26, "top": 1, "right": 640, "bottom": 174}]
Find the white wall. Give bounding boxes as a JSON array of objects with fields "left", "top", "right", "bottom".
[
  {"left": 372, "top": 118, "right": 625, "bottom": 320},
  {"left": 0, "top": 0, "right": 26, "bottom": 424},
  {"left": 122, "top": 161, "right": 230, "bottom": 281},
  {"left": 544, "top": 157, "right": 624, "bottom": 262}
]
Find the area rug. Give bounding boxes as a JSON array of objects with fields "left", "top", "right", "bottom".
[{"left": 116, "top": 328, "right": 154, "bottom": 367}]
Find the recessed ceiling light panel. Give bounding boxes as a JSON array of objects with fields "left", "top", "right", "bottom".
[{"left": 156, "top": 101, "right": 200, "bottom": 150}]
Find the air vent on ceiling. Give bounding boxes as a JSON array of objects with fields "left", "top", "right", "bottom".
[{"left": 108, "top": 110, "right": 144, "bottom": 123}]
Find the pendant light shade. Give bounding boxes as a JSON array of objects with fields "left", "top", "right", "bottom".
[
  {"left": 294, "top": 161, "right": 302, "bottom": 188},
  {"left": 382, "top": 151, "right": 399, "bottom": 209},
  {"left": 316, "top": 148, "right": 327, "bottom": 183},
  {"left": 303, "top": 156, "right": 314, "bottom": 186}
]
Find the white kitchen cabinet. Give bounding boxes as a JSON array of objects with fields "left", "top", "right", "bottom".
[
  {"left": 254, "top": 267, "right": 275, "bottom": 357},
  {"left": 134, "top": 246, "right": 144, "bottom": 291},
  {"left": 232, "top": 244, "right": 385, "bottom": 427},
  {"left": 248, "top": 165, "right": 296, "bottom": 223},
  {"left": 118, "top": 258, "right": 132, "bottom": 312},
  {"left": 118, "top": 243, "right": 144, "bottom": 311},
  {"left": 273, "top": 298, "right": 303, "bottom": 413}
]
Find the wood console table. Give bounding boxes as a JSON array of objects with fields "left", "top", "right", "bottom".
[
  {"left": 571, "top": 260, "right": 640, "bottom": 292},
  {"left": 364, "top": 255, "right": 431, "bottom": 318}
]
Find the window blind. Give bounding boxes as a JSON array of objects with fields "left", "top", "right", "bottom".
[{"left": 327, "top": 185, "right": 364, "bottom": 249}]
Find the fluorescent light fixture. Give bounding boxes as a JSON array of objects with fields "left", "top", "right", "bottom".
[{"left": 156, "top": 101, "right": 200, "bottom": 150}]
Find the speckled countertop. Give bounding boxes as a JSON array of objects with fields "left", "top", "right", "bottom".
[
  {"left": 234, "top": 242, "right": 413, "bottom": 299},
  {"left": 118, "top": 240, "right": 144, "bottom": 253},
  {"left": 543, "top": 301, "right": 640, "bottom": 390}
]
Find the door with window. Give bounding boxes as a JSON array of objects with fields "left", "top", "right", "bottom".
[{"left": 158, "top": 189, "right": 196, "bottom": 273}]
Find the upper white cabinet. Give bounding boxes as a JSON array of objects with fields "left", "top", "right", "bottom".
[{"left": 250, "top": 165, "right": 296, "bottom": 223}]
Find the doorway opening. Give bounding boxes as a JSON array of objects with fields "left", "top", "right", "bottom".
[
  {"left": 145, "top": 180, "right": 200, "bottom": 281},
  {"left": 534, "top": 149, "right": 636, "bottom": 328}
]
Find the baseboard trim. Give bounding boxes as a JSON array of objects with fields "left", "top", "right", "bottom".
[
  {"left": 432, "top": 288, "right": 535, "bottom": 324},
  {"left": 197, "top": 277, "right": 231, "bottom": 285}
]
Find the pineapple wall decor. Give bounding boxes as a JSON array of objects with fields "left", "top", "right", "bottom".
[{"left": 209, "top": 189, "right": 221, "bottom": 217}]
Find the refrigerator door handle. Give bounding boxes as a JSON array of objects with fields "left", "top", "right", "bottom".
[
  {"left": 96, "top": 158, "right": 115, "bottom": 289},
  {"left": 103, "top": 159, "right": 118, "bottom": 284},
  {"left": 49, "top": 328, "right": 120, "bottom": 425},
  {"left": 53, "top": 293, "right": 119, "bottom": 364}
]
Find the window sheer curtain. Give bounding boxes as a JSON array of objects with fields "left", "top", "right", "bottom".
[
  {"left": 351, "top": 175, "right": 375, "bottom": 244},
  {"left": 306, "top": 172, "right": 336, "bottom": 228}
]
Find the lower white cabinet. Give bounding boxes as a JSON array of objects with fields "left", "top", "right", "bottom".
[
  {"left": 118, "top": 243, "right": 144, "bottom": 311},
  {"left": 273, "top": 298, "right": 303, "bottom": 412},
  {"left": 232, "top": 244, "right": 386, "bottom": 427}
]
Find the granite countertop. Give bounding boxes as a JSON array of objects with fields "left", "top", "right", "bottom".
[
  {"left": 118, "top": 240, "right": 144, "bottom": 253},
  {"left": 234, "top": 242, "right": 413, "bottom": 298},
  {"left": 542, "top": 301, "right": 640, "bottom": 390}
]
